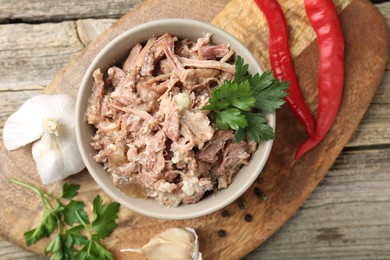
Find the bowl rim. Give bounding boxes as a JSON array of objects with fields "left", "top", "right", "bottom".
[{"left": 76, "top": 18, "right": 274, "bottom": 220}]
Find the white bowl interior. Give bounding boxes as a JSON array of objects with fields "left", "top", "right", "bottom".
[{"left": 76, "top": 19, "right": 274, "bottom": 220}]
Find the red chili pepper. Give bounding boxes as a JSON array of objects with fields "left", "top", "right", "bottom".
[
  {"left": 253, "top": 0, "right": 316, "bottom": 138},
  {"left": 295, "top": 0, "right": 345, "bottom": 159}
]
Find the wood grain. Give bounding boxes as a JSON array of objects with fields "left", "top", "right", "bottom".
[
  {"left": 213, "top": 0, "right": 352, "bottom": 71},
  {"left": 2, "top": 0, "right": 388, "bottom": 256},
  {"left": 247, "top": 147, "right": 390, "bottom": 259},
  {"left": 0, "top": 0, "right": 143, "bottom": 23}
]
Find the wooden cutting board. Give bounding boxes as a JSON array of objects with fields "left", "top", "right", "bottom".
[{"left": 0, "top": 0, "right": 388, "bottom": 259}]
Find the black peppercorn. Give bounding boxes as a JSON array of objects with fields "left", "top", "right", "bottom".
[
  {"left": 221, "top": 210, "right": 230, "bottom": 217},
  {"left": 254, "top": 187, "right": 267, "bottom": 201},
  {"left": 217, "top": 230, "right": 226, "bottom": 237},
  {"left": 254, "top": 187, "right": 262, "bottom": 196},
  {"left": 244, "top": 214, "right": 253, "bottom": 222},
  {"left": 238, "top": 200, "right": 246, "bottom": 209}
]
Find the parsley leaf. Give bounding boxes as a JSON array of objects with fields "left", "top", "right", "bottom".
[
  {"left": 62, "top": 200, "right": 89, "bottom": 226},
  {"left": 233, "top": 56, "right": 249, "bottom": 83},
  {"left": 242, "top": 112, "right": 275, "bottom": 142},
  {"left": 64, "top": 225, "right": 88, "bottom": 248},
  {"left": 202, "top": 56, "right": 287, "bottom": 143},
  {"left": 233, "top": 128, "right": 246, "bottom": 143},
  {"left": 216, "top": 108, "right": 248, "bottom": 130},
  {"left": 9, "top": 179, "right": 120, "bottom": 260},
  {"left": 24, "top": 211, "right": 56, "bottom": 246},
  {"left": 62, "top": 183, "right": 80, "bottom": 200},
  {"left": 251, "top": 73, "right": 289, "bottom": 112},
  {"left": 203, "top": 81, "right": 255, "bottom": 112},
  {"left": 76, "top": 235, "right": 114, "bottom": 260},
  {"left": 45, "top": 233, "right": 62, "bottom": 256},
  {"left": 92, "top": 195, "right": 120, "bottom": 239}
]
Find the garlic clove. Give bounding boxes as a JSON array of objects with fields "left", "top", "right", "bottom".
[
  {"left": 32, "top": 131, "right": 84, "bottom": 185},
  {"left": 121, "top": 227, "right": 202, "bottom": 260}
]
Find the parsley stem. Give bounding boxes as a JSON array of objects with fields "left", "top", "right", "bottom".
[
  {"left": 75, "top": 210, "right": 92, "bottom": 235},
  {"left": 9, "top": 178, "right": 60, "bottom": 212},
  {"left": 9, "top": 178, "right": 42, "bottom": 196}
]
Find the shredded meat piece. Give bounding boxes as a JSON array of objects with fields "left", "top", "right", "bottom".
[
  {"left": 215, "top": 142, "right": 251, "bottom": 187},
  {"left": 136, "top": 37, "right": 157, "bottom": 76},
  {"left": 163, "top": 39, "right": 185, "bottom": 74},
  {"left": 86, "top": 33, "right": 258, "bottom": 207},
  {"left": 197, "top": 130, "right": 234, "bottom": 163},
  {"left": 192, "top": 33, "right": 212, "bottom": 53},
  {"left": 179, "top": 57, "right": 235, "bottom": 74},
  {"left": 159, "top": 94, "right": 180, "bottom": 141},
  {"left": 198, "top": 44, "right": 230, "bottom": 60},
  {"left": 179, "top": 69, "right": 220, "bottom": 90},
  {"left": 221, "top": 48, "right": 235, "bottom": 63},
  {"left": 181, "top": 110, "right": 214, "bottom": 149},
  {"left": 86, "top": 69, "right": 105, "bottom": 126},
  {"left": 123, "top": 43, "right": 142, "bottom": 73}
]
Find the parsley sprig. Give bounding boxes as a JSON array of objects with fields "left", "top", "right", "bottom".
[
  {"left": 9, "top": 179, "right": 120, "bottom": 260},
  {"left": 203, "top": 56, "right": 289, "bottom": 142}
]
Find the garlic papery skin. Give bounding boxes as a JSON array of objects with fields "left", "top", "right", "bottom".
[
  {"left": 3, "top": 94, "right": 85, "bottom": 184},
  {"left": 120, "top": 227, "right": 202, "bottom": 260}
]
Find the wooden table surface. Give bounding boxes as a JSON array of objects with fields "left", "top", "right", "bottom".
[{"left": 0, "top": 0, "right": 389, "bottom": 259}]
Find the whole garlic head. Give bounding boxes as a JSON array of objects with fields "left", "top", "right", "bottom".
[
  {"left": 121, "top": 227, "right": 202, "bottom": 260},
  {"left": 3, "top": 94, "right": 85, "bottom": 184}
]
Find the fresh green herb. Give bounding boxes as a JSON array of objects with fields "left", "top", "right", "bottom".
[
  {"left": 203, "top": 56, "right": 289, "bottom": 143},
  {"left": 9, "top": 179, "right": 120, "bottom": 260}
]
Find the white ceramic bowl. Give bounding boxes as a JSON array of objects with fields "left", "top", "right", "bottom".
[{"left": 75, "top": 18, "right": 274, "bottom": 220}]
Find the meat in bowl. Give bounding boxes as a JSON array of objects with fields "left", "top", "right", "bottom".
[{"left": 86, "top": 33, "right": 257, "bottom": 207}]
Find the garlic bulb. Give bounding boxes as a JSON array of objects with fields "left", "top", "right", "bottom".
[
  {"left": 3, "top": 94, "right": 84, "bottom": 184},
  {"left": 121, "top": 227, "right": 202, "bottom": 260}
]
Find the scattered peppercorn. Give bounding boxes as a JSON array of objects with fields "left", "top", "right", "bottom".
[
  {"left": 254, "top": 187, "right": 267, "bottom": 201},
  {"left": 244, "top": 214, "right": 253, "bottom": 222},
  {"left": 217, "top": 230, "right": 226, "bottom": 237},
  {"left": 221, "top": 210, "right": 230, "bottom": 217},
  {"left": 254, "top": 187, "right": 262, "bottom": 196},
  {"left": 238, "top": 200, "right": 246, "bottom": 209}
]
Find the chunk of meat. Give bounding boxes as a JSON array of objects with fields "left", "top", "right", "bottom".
[
  {"left": 123, "top": 43, "right": 142, "bottom": 73},
  {"left": 137, "top": 131, "right": 167, "bottom": 187},
  {"left": 108, "top": 66, "right": 141, "bottom": 107},
  {"left": 136, "top": 37, "right": 157, "bottom": 76},
  {"left": 179, "top": 68, "right": 220, "bottom": 89},
  {"left": 181, "top": 110, "right": 214, "bottom": 149},
  {"left": 136, "top": 83, "right": 160, "bottom": 111},
  {"left": 192, "top": 33, "right": 212, "bottom": 53},
  {"left": 179, "top": 57, "right": 235, "bottom": 74},
  {"left": 181, "top": 176, "right": 213, "bottom": 204},
  {"left": 175, "top": 39, "right": 193, "bottom": 58},
  {"left": 163, "top": 37, "right": 185, "bottom": 74},
  {"left": 159, "top": 94, "right": 180, "bottom": 141},
  {"left": 198, "top": 44, "right": 230, "bottom": 60},
  {"left": 197, "top": 130, "right": 234, "bottom": 163},
  {"left": 170, "top": 124, "right": 195, "bottom": 164},
  {"left": 86, "top": 69, "right": 105, "bottom": 126},
  {"left": 215, "top": 142, "right": 251, "bottom": 187},
  {"left": 220, "top": 48, "right": 235, "bottom": 63}
]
